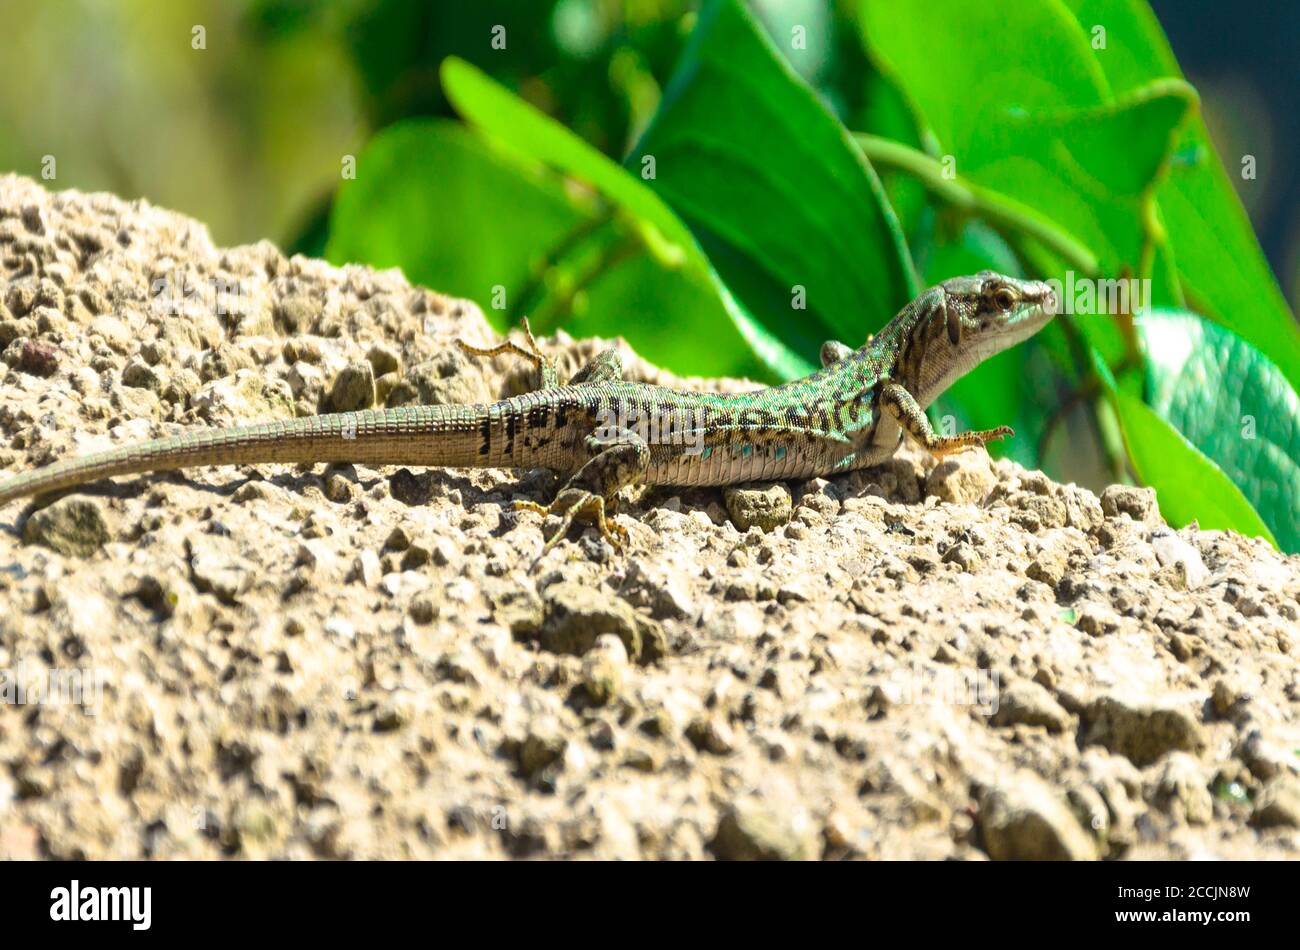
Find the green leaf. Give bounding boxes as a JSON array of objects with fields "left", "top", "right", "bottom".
[
  {"left": 1091, "top": 348, "right": 1277, "bottom": 547},
  {"left": 631, "top": 0, "right": 917, "bottom": 364},
  {"left": 325, "top": 120, "right": 582, "bottom": 313},
  {"left": 1138, "top": 310, "right": 1300, "bottom": 552},
  {"left": 324, "top": 120, "right": 761, "bottom": 378},
  {"left": 857, "top": 0, "right": 1194, "bottom": 276},
  {"left": 1059, "top": 0, "right": 1300, "bottom": 397},
  {"left": 440, "top": 54, "right": 804, "bottom": 380}
]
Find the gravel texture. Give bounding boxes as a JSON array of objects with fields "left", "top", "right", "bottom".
[{"left": 1, "top": 174, "right": 1299, "bottom": 860}]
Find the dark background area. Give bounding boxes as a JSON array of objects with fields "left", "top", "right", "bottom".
[{"left": 1150, "top": 0, "right": 1298, "bottom": 298}]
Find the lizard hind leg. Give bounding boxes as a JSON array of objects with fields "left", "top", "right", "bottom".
[
  {"left": 515, "top": 428, "right": 649, "bottom": 558},
  {"left": 456, "top": 315, "right": 560, "bottom": 390}
]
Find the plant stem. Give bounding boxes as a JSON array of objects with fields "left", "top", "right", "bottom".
[{"left": 853, "top": 133, "right": 1099, "bottom": 276}]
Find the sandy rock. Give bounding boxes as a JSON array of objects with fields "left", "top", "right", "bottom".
[
  {"left": 709, "top": 798, "right": 818, "bottom": 861},
  {"left": 1101, "top": 484, "right": 1160, "bottom": 525},
  {"left": 2, "top": 174, "right": 1298, "bottom": 860},
  {"left": 977, "top": 774, "right": 1097, "bottom": 861},
  {"left": 1250, "top": 775, "right": 1300, "bottom": 829},
  {"left": 991, "top": 680, "right": 1071, "bottom": 733},
  {"left": 1082, "top": 695, "right": 1206, "bottom": 767},
  {"left": 925, "top": 452, "right": 996, "bottom": 504},
  {"left": 1151, "top": 753, "right": 1213, "bottom": 825},
  {"left": 723, "top": 483, "right": 792, "bottom": 531},
  {"left": 21, "top": 497, "right": 110, "bottom": 556},
  {"left": 539, "top": 581, "right": 664, "bottom": 662},
  {"left": 329, "top": 361, "right": 375, "bottom": 412}
]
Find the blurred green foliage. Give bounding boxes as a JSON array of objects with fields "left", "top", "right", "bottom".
[{"left": 2, "top": 0, "right": 1297, "bottom": 550}]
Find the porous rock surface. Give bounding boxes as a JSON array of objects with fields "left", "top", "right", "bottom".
[{"left": 1, "top": 175, "right": 1298, "bottom": 860}]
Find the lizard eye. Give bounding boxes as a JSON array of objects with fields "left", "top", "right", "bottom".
[{"left": 992, "top": 287, "right": 1016, "bottom": 312}]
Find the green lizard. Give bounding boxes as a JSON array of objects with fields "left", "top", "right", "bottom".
[{"left": 0, "top": 272, "right": 1056, "bottom": 555}]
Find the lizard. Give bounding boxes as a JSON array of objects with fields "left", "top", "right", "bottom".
[{"left": 0, "top": 271, "right": 1057, "bottom": 557}]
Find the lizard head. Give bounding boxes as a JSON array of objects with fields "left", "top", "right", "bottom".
[{"left": 905, "top": 271, "right": 1058, "bottom": 407}]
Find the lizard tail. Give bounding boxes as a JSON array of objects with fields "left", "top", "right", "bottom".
[{"left": 0, "top": 405, "right": 495, "bottom": 507}]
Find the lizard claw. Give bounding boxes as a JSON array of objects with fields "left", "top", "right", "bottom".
[
  {"left": 929, "top": 425, "right": 1014, "bottom": 459},
  {"left": 514, "top": 490, "right": 628, "bottom": 558}
]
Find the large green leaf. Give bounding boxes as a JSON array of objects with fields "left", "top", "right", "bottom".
[
  {"left": 324, "top": 120, "right": 759, "bottom": 377},
  {"left": 326, "top": 120, "right": 581, "bottom": 310},
  {"left": 439, "top": 55, "right": 801, "bottom": 380},
  {"left": 1092, "top": 349, "right": 1277, "bottom": 547},
  {"left": 631, "top": 0, "right": 917, "bottom": 363},
  {"left": 1060, "top": 0, "right": 1300, "bottom": 395},
  {"left": 1138, "top": 310, "right": 1300, "bottom": 552},
  {"left": 857, "top": 0, "right": 1193, "bottom": 278}
]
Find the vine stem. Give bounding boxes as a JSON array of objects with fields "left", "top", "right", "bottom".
[{"left": 853, "top": 133, "right": 1099, "bottom": 277}]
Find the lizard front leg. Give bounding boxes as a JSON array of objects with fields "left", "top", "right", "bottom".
[
  {"left": 878, "top": 381, "right": 1012, "bottom": 458},
  {"left": 515, "top": 427, "right": 649, "bottom": 558}
]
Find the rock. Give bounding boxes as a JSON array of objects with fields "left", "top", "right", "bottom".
[
  {"left": 1211, "top": 676, "right": 1250, "bottom": 719},
  {"left": 199, "top": 342, "right": 255, "bottom": 382},
  {"left": 1236, "top": 728, "right": 1296, "bottom": 782},
  {"left": 925, "top": 452, "right": 996, "bottom": 504},
  {"left": 388, "top": 469, "right": 435, "bottom": 506},
  {"left": 111, "top": 384, "right": 161, "bottom": 422},
  {"left": 1152, "top": 753, "right": 1212, "bottom": 825},
  {"left": 540, "top": 581, "right": 665, "bottom": 663},
  {"left": 1101, "top": 484, "right": 1159, "bottom": 525},
  {"left": 485, "top": 583, "right": 545, "bottom": 637},
  {"left": 285, "top": 360, "right": 324, "bottom": 402},
  {"left": 188, "top": 540, "right": 253, "bottom": 604},
  {"left": 991, "top": 681, "right": 1071, "bottom": 733},
  {"left": 1059, "top": 484, "right": 1104, "bottom": 532},
  {"left": 273, "top": 296, "right": 315, "bottom": 334},
  {"left": 350, "top": 550, "right": 382, "bottom": 588},
  {"left": 518, "top": 718, "right": 568, "bottom": 778},
  {"left": 941, "top": 541, "right": 982, "bottom": 572},
  {"left": 191, "top": 370, "right": 293, "bottom": 426},
  {"left": 22, "top": 497, "right": 110, "bottom": 556},
  {"left": 1250, "top": 775, "right": 1300, "bottom": 829},
  {"left": 328, "top": 361, "right": 375, "bottom": 412},
  {"left": 400, "top": 543, "right": 432, "bottom": 570},
  {"left": 1081, "top": 695, "right": 1205, "bottom": 767},
  {"left": 1150, "top": 528, "right": 1208, "bottom": 590},
  {"left": 686, "top": 716, "right": 736, "bottom": 755},
  {"left": 723, "top": 483, "right": 792, "bottom": 532},
  {"left": 16, "top": 339, "right": 59, "bottom": 376},
  {"left": 122, "top": 358, "right": 165, "bottom": 393},
  {"left": 387, "top": 354, "right": 493, "bottom": 408},
  {"left": 710, "top": 799, "right": 818, "bottom": 861},
  {"left": 1026, "top": 547, "right": 1068, "bottom": 587},
  {"left": 619, "top": 560, "right": 696, "bottom": 619},
  {"left": 976, "top": 774, "right": 1097, "bottom": 860},
  {"left": 365, "top": 342, "right": 401, "bottom": 377},
  {"left": 1075, "top": 602, "right": 1121, "bottom": 637},
  {"left": 408, "top": 594, "right": 439, "bottom": 624},
  {"left": 581, "top": 635, "right": 627, "bottom": 705}
]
